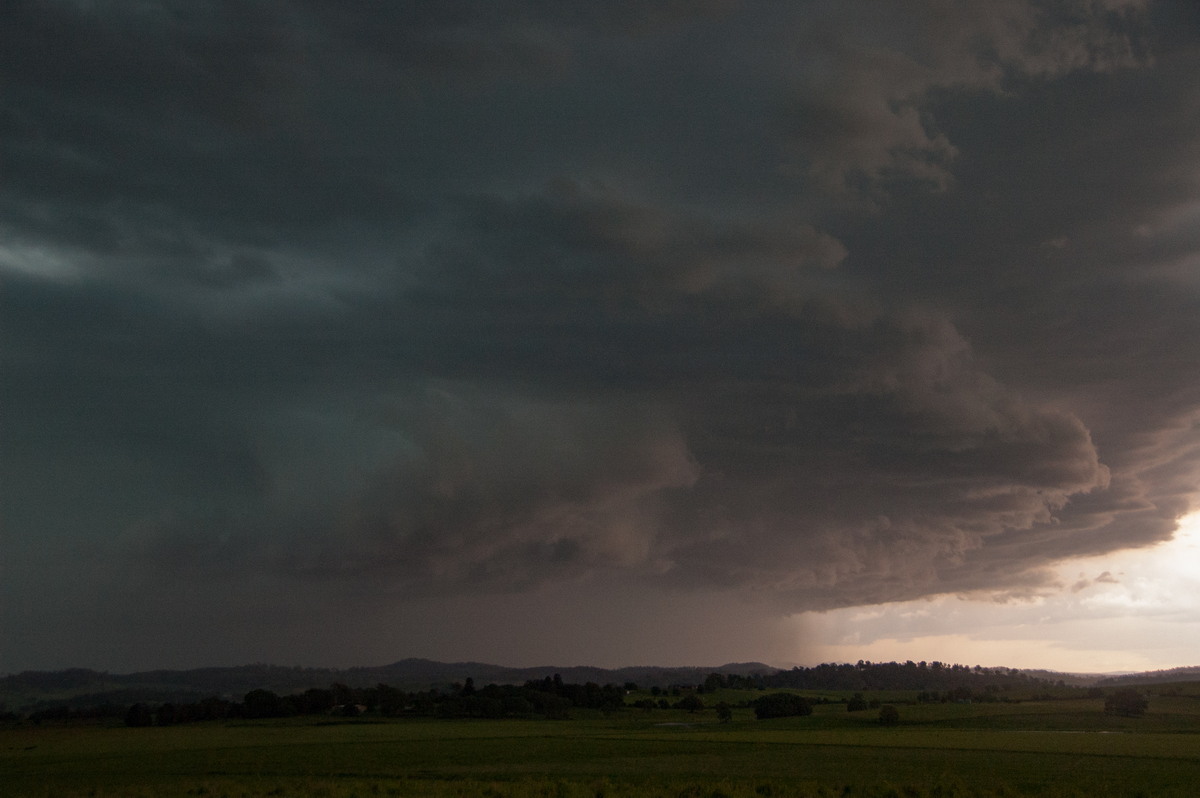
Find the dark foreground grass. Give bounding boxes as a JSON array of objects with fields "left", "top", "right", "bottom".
[{"left": 4, "top": 703, "right": 1200, "bottom": 798}]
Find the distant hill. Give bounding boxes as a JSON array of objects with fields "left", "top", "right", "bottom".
[
  {"left": 0, "top": 659, "right": 776, "bottom": 714},
  {"left": 5, "top": 659, "right": 1197, "bottom": 715},
  {"left": 1095, "top": 666, "right": 1200, "bottom": 686},
  {"left": 1017, "top": 669, "right": 1110, "bottom": 687}
]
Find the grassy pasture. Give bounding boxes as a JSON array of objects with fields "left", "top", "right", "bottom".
[{"left": 5, "top": 689, "right": 1200, "bottom": 798}]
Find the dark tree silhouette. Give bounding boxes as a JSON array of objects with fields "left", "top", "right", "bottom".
[
  {"left": 243, "top": 688, "right": 284, "bottom": 719},
  {"left": 752, "top": 693, "right": 812, "bottom": 720},
  {"left": 124, "top": 703, "right": 153, "bottom": 727},
  {"left": 1104, "top": 688, "right": 1149, "bottom": 717}
]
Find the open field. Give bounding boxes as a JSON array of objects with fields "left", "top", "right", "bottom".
[{"left": 5, "top": 690, "right": 1200, "bottom": 797}]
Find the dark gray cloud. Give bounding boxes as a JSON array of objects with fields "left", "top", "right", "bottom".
[{"left": 4, "top": 0, "right": 1200, "bottom": 672}]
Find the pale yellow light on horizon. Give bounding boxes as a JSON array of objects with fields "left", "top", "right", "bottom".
[{"left": 798, "top": 513, "right": 1200, "bottom": 674}]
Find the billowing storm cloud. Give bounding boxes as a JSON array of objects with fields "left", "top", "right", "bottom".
[{"left": 4, "top": 0, "right": 1200, "bottom": 672}]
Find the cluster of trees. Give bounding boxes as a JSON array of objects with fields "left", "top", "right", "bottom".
[
  {"left": 10, "top": 704, "right": 126, "bottom": 725},
  {"left": 1104, "top": 688, "right": 1149, "bottom": 718},
  {"left": 630, "top": 694, "right": 707, "bottom": 713},
  {"left": 124, "top": 696, "right": 237, "bottom": 726},
  {"left": 523, "top": 675, "right": 627, "bottom": 712},
  {"left": 759, "top": 661, "right": 1055, "bottom": 693},
  {"left": 122, "top": 675, "right": 630, "bottom": 727},
  {"left": 915, "top": 687, "right": 1009, "bottom": 704},
  {"left": 878, "top": 705, "right": 900, "bottom": 726},
  {"left": 748, "top": 691, "right": 902, "bottom": 725},
  {"left": 746, "top": 692, "right": 903, "bottom": 725},
  {"left": 916, "top": 684, "right": 1148, "bottom": 707},
  {"left": 751, "top": 692, "right": 813, "bottom": 719},
  {"left": 693, "top": 672, "right": 762, "bottom": 693},
  {"left": 846, "top": 693, "right": 877, "bottom": 711}
]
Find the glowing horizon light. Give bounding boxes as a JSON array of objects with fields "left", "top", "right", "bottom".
[{"left": 800, "top": 513, "right": 1200, "bottom": 673}]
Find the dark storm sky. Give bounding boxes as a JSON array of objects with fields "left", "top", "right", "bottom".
[{"left": 4, "top": 0, "right": 1200, "bottom": 672}]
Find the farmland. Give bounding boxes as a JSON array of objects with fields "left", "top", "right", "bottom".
[{"left": 5, "top": 687, "right": 1200, "bottom": 797}]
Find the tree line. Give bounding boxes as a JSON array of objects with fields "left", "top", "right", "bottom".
[
  {"left": 745, "top": 660, "right": 1060, "bottom": 693},
  {"left": 119, "top": 675, "right": 630, "bottom": 727},
  {"left": 667, "top": 661, "right": 1059, "bottom": 695},
  {"left": 6, "top": 660, "right": 1137, "bottom": 727}
]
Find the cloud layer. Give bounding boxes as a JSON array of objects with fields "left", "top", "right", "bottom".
[{"left": 4, "top": 0, "right": 1200, "bottom": 671}]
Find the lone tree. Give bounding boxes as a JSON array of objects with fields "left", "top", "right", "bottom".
[
  {"left": 752, "top": 692, "right": 812, "bottom": 720},
  {"left": 715, "top": 701, "right": 733, "bottom": 723},
  {"left": 124, "top": 703, "right": 153, "bottom": 727},
  {"left": 878, "top": 705, "right": 900, "bottom": 726},
  {"left": 243, "top": 689, "right": 284, "bottom": 719},
  {"left": 1104, "top": 688, "right": 1149, "bottom": 718}
]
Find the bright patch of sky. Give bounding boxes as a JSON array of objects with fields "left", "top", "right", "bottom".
[{"left": 801, "top": 514, "right": 1200, "bottom": 673}]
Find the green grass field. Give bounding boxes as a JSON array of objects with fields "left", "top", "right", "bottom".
[{"left": 5, "top": 690, "right": 1200, "bottom": 798}]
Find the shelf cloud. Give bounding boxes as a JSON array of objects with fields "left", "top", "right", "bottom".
[{"left": 4, "top": 0, "right": 1200, "bottom": 672}]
